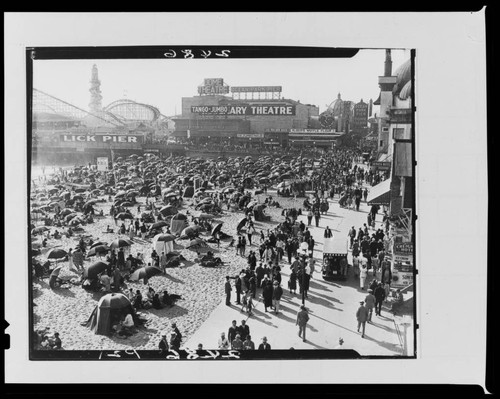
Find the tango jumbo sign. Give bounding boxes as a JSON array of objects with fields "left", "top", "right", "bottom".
[
  {"left": 191, "top": 104, "right": 295, "bottom": 116},
  {"left": 61, "top": 134, "right": 143, "bottom": 143}
]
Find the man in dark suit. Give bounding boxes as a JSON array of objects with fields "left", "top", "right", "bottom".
[
  {"left": 237, "top": 319, "right": 250, "bottom": 341},
  {"left": 228, "top": 320, "right": 238, "bottom": 344},
  {"left": 225, "top": 276, "right": 232, "bottom": 306},
  {"left": 230, "top": 272, "right": 243, "bottom": 304},
  {"left": 258, "top": 336, "right": 271, "bottom": 350}
]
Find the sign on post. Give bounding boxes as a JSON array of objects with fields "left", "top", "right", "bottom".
[{"left": 97, "top": 157, "right": 109, "bottom": 171}]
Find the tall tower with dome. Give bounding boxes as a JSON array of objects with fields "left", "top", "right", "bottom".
[{"left": 89, "top": 64, "right": 103, "bottom": 114}]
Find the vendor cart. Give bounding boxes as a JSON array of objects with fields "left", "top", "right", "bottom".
[{"left": 322, "top": 237, "right": 348, "bottom": 280}]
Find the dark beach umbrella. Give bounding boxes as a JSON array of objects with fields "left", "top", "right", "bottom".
[
  {"left": 115, "top": 191, "right": 127, "bottom": 198},
  {"left": 109, "top": 238, "right": 133, "bottom": 249},
  {"left": 46, "top": 248, "right": 68, "bottom": 260},
  {"left": 150, "top": 221, "right": 169, "bottom": 230},
  {"left": 31, "top": 226, "right": 50, "bottom": 235},
  {"left": 186, "top": 237, "right": 207, "bottom": 248},
  {"left": 129, "top": 266, "right": 163, "bottom": 281},
  {"left": 87, "top": 245, "right": 110, "bottom": 257},
  {"left": 90, "top": 241, "right": 107, "bottom": 248},
  {"left": 84, "top": 200, "right": 97, "bottom": 207},
  {"left": 159, "top": 205, "right": 177, "bottom": 216},
  {"left": 194, "top": 202, "right": 211, "bottom": 210},
  {"left": 31, "top": 248, "right": 42, "bottom": 257},
  {"left": 84, "top": 261, "right": 109, "bottom": 279},
  {"left": 236, "top": 217, "right": 248, "bottom": 232},
  {"left": 65, "top": 213, "right": 79, "bottom": 222},
  {"left": 120, "top": 201, "right": 133, "bottom": 208},
  {"left": 181, "top": 225, "right": 202, "bottom": 238},
  {"left": 171, "top": 213, "right": 188, "bottom": 221},
  {"left": 98, "top": 293, "right": 132, "bottom": 310},
  {"left": 115, "top": 212, "right": 134, "bottom": 220},
  {"left": 126, "top": 189, "right": 139, "bottom": 196},
  {"left": 153, "top": 233, "right": 176, "bottom": 242},
  {"left": 69, "top": 218, "right": 83, "bottom": 226},
  {"left": 50, "top": 264, "right": 64, "bottom": 278},
  {"left": 211, "top": 223, "right": 223, "bottom": 236}
]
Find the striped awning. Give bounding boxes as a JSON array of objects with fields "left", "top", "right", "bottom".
[{"left": 367, "top": 178, "right": 392, "bottom": 205}]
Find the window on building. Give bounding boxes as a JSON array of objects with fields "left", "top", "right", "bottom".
[
  {"left": 393, "top": 127, "right": 405, "bottom": 140},
  {"left": 382, "top": 127, "right": 389, "bottom": 132},
  {"left": 379, "top": 140, "right": 384, "bottom": 147}
]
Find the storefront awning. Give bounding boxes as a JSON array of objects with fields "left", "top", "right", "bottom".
[
  {"left": 377, "top": 152, "right": 393, "bottom": 163},
  {"left": 367, "top": 178, "right": 392, "bottom": 205}
]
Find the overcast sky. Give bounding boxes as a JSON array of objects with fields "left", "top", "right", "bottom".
[{"left": 33, "top": 48, "right": 410, "bottom": 117}]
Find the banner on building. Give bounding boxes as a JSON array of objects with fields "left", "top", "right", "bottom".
[
  {"left": 289, "top": 129, "right": 336, "bottom": 134},
  {"left": 237, "top": 134, "right": 264, "bottom": 138},
  {"left": 60, "top": 134, "right": 144, "bottom": 144},
  {"left": 191, "top": 104, "right": 295, "bottom": 116},
  {"left": 265, "top": 128, "right": 289, "bottom": 133},
  {"left": 372, "top": 161, "right": 391, "bottom": 171},
  {"left": 97, "top": 157, "right": 109, "bottom": 171},
  {"left": 393, "top": 242, "right": 413, "bottom": 256},
  {"left": 231, "top": 86, "right": 282, "bottom": 93}
]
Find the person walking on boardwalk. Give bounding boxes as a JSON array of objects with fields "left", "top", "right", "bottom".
[
  {"left": 356, "top": 301, "right": 369, "bottom": 338},
  {"left": 272, "top": 281, "right": 283, "bottom": 314},
  {"left": 296, "top": 305, "right": 310, "bottom": 342},
  {"left": 225, "top": 276, "right": 232, "bottom": 306},
  {"left": 364, "top": 289, "right": 376, "bottom": 322},
  {"left": 374, "top": 282, "right": 386, "bottom": 316},
  {"left": 314, "top": 208, "right": 321, "bottom": 227},
  {"left": 307, "top": 209, "right": 313, "bottom": 226},
  {"left": 262, "top": 278, "right": 273, "bottom": 312},
  {"left": 360, "top": 262, "right": 368, "bottom": 290},
  {"left": 348, "top": 226, "right": 356, "bottom": 249}
]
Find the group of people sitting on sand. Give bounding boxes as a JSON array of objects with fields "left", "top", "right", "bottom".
[{"left": 127, "top": 286, "right": 182, "bottom": 311}]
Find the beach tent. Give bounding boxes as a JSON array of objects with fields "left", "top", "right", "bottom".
[
  {"left": 183, "top": 186, "right": 194, "bottom": 198},
  {"left": 170, "top": 213, "right": 188, "bottom": 236},
  {"left": 152, "top": 233, "right": 175, "bottom": 255},
  {"left": 83, "top": 293, "right": 135, "bottom": 336}
]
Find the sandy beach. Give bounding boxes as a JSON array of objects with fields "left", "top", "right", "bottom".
[{"left": 32, "top": 182, "right": 302, "bottom": 350}]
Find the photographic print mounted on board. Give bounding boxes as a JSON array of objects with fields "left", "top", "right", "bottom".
[{"left": 27, "top": 45, "right": 416, "bottom": 361}]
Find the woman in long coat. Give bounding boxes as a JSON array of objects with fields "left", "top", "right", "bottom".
[{"left": 262, "top": 279, "right": 273, "bottom": 312}]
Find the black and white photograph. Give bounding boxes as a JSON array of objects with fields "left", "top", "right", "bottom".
[
  {"left": 5, "top": 11, "right": 488, "bottom": 387},
  {"left": 27, "top": 46, "right": 415, "bottom": 358}
]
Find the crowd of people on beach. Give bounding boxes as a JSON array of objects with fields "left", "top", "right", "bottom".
[{"left": 31, "top": 144, "right": 406, "bottom": 350}]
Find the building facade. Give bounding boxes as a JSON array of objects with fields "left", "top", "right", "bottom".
[
  {"left": 171, "top": 78, "right": 348, "bottom": 148},
  {"left": 368, "top": 51, "right": 415, "bottom": 290}
]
